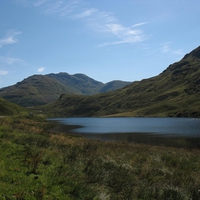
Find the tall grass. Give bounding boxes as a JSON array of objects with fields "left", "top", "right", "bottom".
[{"left": 0, "top": 115, "right": 200, "bottom": 199}]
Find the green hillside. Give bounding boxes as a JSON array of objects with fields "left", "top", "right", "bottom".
[
  {"left": 43, "top": 46, "right": 200, "bottom": 117},
  {"left": 0, "top": 75, "right": 71, "bottom": 107},
  {"left": 0, "top": 97, "right": 27, "bottom": 116},
  {"left": 0, "top": 73, "right": 131, "bottom": 107},
  {"left": 48, "top": 73, "right": 104, "bottom": 95}
]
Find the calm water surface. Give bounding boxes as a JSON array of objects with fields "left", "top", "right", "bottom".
[{"left": 49, "top": 117, "right": 200, "bottom": 148}]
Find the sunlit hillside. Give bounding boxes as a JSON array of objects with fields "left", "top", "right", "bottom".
[{"left": 43, "top": 46, "right": 200, "bottom": 118}]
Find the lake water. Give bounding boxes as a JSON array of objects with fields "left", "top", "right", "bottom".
[{"left": 49, "top": 117, "right": 200, "bottom": 149}]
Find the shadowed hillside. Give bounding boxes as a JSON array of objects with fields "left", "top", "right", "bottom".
[
  {"left": 0, "top": 73, "right": 131, "bottom": 107},
  {"left": 0, "top": 97, "right": 27, "bottom": 116},
  {"left": 43, "top": 46, "right": 200, "bottom": 117}
]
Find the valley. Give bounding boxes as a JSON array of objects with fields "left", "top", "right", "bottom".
[
  {"left": 0, "top": 46, "right": 200, "bottom": 199},
  {"left": 42, "top": 46, "right": 200, "bottom": 118}
]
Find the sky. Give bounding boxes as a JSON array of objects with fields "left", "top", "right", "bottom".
[{"left": 0, "top": 0, "right": 200, "bottom": 88}]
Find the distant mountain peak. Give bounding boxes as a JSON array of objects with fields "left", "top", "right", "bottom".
[{"left": 0, "top": 72, "right": 131, "bottom": 107}]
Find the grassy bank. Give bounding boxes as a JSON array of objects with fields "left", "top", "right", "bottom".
[{"left": 0, "top": 115, "right": 200, "bottom": 199}]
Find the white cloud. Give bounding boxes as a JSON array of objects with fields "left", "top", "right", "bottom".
[
  {"left": 0, "top": 30, "right": 21, "bottom": 48},
  {"left": 34, "top": 0, "right": 79, "bottom": 17},
  {"left": 161, "top": 43, "right": 184, "bottom": 57},
  {"left": 131, "top": 22, "right": 148, "bottom": 28},
  {"left": 44, "top": 1, "right": 64, "bottom": 15},
  {"left": 0, "top": 70, "right": 9, "bottom": 75},
  {"left": 38, "top": 67, "right": 45, "bottom": 72},
  {"left": 71, "top": 8, "right": 97, "bottom": 19},
  {"left": 73, "top": 9, "right": 146, "bottom": 46},
  {"left": 73, "top": 8, "right": 146, "bottom": 46},
  {"left": 98, "top": 23, "right": 145, "bottom": 47},
  {"left": 28, "top": 0, "right": 146, "bottom": 47}
]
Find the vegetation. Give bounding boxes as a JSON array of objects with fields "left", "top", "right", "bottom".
[
  {"left": 0, "top": 97, "right": 27, "bottom": 116},
  {"left": 42, "top": 46, "right": 200, "bottom": 118},
  {"left": 1, "top": 46, "right": 200, "bottom": 198},
  {"left": 1, "top": 115, "right": 200, "bottom": 199},
  {"left": 0, "top": 73, "right": 130, "bottom": 107}
]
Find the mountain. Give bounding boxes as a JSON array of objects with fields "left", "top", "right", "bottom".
[
  {"left": 43, "top": 46, "right": 200, "bottom": 118},
  {"left": 0, "top": 97, "right": 27, "bottom": 116},
  {"left": 47, "top": 73, "right": 104, "bottom": 95},
  {"left": 0, "top": 73, "right": 131, "bottom": 107},
  {"left": 100, "top": 80, "right": 132, "bottom": 93}
]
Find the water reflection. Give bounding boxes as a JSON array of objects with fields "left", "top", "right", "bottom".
[
  {"left": 49, "top": 117, "right": 200, "bottom": 149},
  {"left": 82, "top": 132, "right": 200, "bottom": 149}
]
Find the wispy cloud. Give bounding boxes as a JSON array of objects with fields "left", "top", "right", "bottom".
[
  {"left": 38, "top": 67, "right": 45, "bottom": 72},
  {"left": 71, "top": 8, "right": 97, "bottom": 19},
  {"left": 73, "top": 9, "right": 146, "bottom": 46},
  {"left": 0, "top": 56, "right": 28, "bottom": 66},
  {"left": 0, "top": 30, "right": 21, "bottom": 48},
  {"left": 0, "top": 56, "right": 23, "bottom": 65},
  {"left": 29, "top": 0, "right": 147, "bottom": 47},
  {"left": 161, "top": 43, "right": 171, "bottom": 53},
  {"left": 161, "top": 43, "right": 184, "bottom": 56},
  {"left": 0, "top": 70, "right": 9, "bottom": 75},
  {"left": 173, "top": 49, "right": 184, "bottom": 56},
  {"left": 34, "top": 0, "right": 79, "bottom": 17},
  {"left": 34, "top": 0, "right": 50, "bottom": 7},
  {"left": 131, "top": 22, "right": 148, "bottom": 28},
  {"left": 98, "top": 24, "right": 145, "bottom": 47},
  {"left": 43, "top": 1, "right": 65, "bottom": 15}
]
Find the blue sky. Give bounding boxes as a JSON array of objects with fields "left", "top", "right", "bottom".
[{"left": 0, "top": 0, "right": 200, "bottom": 88}]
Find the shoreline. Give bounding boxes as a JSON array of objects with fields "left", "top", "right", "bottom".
[
  {"left": 48, "top": 120, "right": 200, "bottom": 149},
  {"left": 1, "top": 115, "right": 200, "bottom": 199}
]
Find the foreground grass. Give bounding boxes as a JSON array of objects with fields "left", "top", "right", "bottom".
[{"left": 0, "top": 116, "right": 200, "bottom": 199}]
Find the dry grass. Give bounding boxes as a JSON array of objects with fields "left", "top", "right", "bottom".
[{"left": 1, "top": 115, "right": 200, "bottom": 199}]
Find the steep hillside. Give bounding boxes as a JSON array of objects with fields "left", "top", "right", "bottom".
[
  {"left": 0, "top": 97, "right": 27, "bottom": 116},
  {"left": 0, "top": 73, "right": 131, "bottom": 107},
  {"left": 43, "top": 46, "right": 200, "bottom": 118},
  {"left": 0, "top": 75, "right": 70, "bottom": 107}
]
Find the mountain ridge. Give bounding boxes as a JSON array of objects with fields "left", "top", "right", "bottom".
[
  {"left": 0, "top": 73, "right": 131, "bottom": 107},
  {"left": 43, "top": 46, "right": 200, "bottom": 117}
]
